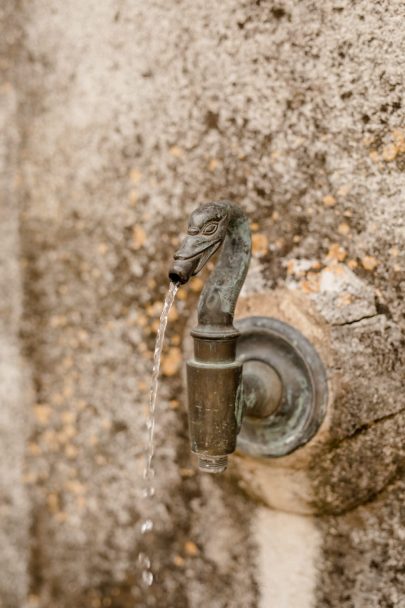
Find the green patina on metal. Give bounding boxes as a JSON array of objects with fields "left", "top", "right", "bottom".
[
  {"left": 169, "top": 200, "right": 252, "bottom": 473},
  {"left": 169, "top": 201, "right": 328, "bottom": 473},
  {"left": 169, "top": 200, "right": 251, "bottom": 329},
  {"left": 235, "top": 382, "right": 245, "bottom": 432}
]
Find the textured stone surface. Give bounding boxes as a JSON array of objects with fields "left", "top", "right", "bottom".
[
  {"left": 254, "top": 508, "right": 321, "bottom": 608},
  {"left": 0, "top": 6, "right": 30, "bottom": 605},
  {"left": 0, "top": 0, "right": 403, "bottom": 606},
  {"left": 317, "top": 478, "right": 405, "bottom": 608}
]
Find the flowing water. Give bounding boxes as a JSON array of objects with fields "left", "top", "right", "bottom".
[{"left": 138, "top": 281, "right": 179, "bottom": 588}]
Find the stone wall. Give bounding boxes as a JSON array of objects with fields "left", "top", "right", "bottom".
[
  {"left": 0, "top": 6, "right": 30, "bottom": 605},
  {"left": 0, "top": 1, "right": 404, "bottom": 606}
]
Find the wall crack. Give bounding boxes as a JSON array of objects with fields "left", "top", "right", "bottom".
[{"left": 331, "top": 313, "right": 381, "bottom": 328}]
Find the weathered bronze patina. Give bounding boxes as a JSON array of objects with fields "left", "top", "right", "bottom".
[
  {"left": 169, "top": 201, "right": 327, "bottom": 472},
  {"left": 169, "top": 201, "right": 251, "bottom": 472}
]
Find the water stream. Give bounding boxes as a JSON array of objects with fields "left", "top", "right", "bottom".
[{"left": 138, "top": 281, "right": 179, "bottom": 588}]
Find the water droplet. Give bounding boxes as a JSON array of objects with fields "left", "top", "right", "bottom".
[
  {"left": 142, "top": 570, "right": 154, "bottom": 587},
  {"left": 141, "top": 519, "right": 154, "bottom": 534},
  {"left": 142, "top": 486, "right": 155, "bottom": 499},
  {"left": 143, "top": 467, "right": 155, "bottom": 481},
  {"left": 138, "top": 552, "right": 151, "bottom": 569}
]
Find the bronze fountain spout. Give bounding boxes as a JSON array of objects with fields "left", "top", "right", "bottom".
[
  {"left": 169, "top": 201, "right": 251, "bottom": 472},
  {"left": 169, "top": 200, "right": 328, "bottom": 473}
]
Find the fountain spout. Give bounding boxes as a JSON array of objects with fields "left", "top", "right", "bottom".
[
  {"left": 169, "top": 201, "right": 252, "bottom": 472},
  {"left": 169, "top": 200, "right": 328, "bottom": 473}
]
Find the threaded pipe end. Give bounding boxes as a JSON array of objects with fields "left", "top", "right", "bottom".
[{"left": 198, "top": 455, "right": 228, "bottom": 474}]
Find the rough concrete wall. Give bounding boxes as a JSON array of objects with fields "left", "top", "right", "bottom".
[
  {"left": 0, "top": 5, "right": 30, "bottom": 606},
  {"left": 318, "top": 478, "right": 405, "bottom": 608},
  {"left": 0, "top": 0, "right": 403, "bottom": 607}
]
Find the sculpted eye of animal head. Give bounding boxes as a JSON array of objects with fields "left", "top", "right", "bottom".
[{"left": 202, "top": 221, "right": 219, "bottom": 236}]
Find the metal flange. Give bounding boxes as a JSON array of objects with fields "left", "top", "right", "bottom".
[{"left": 235, "top": 316, "right": 328, "bottom": 458}]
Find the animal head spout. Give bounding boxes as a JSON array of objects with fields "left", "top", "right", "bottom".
[{"left": 168, "top": 202, "right": 231, "bottom": 284}]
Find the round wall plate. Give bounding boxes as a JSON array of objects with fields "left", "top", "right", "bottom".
[{"left": 235, "top": 316, "right": 328, "bottom": 458}]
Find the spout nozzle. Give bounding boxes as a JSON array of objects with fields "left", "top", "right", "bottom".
[
  {"left": 198, "top": 455, "right": 228, "bottom": 474},
  {"left": 168, "top": 271, "right": 187, "bottom": 285},
  {"left": 168, "top": 263, "right": 194, "bottom": 285}
]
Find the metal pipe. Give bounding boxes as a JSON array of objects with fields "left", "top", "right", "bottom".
[{"left": 169, "top": 201, "right": 251, "bottom": 472}]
